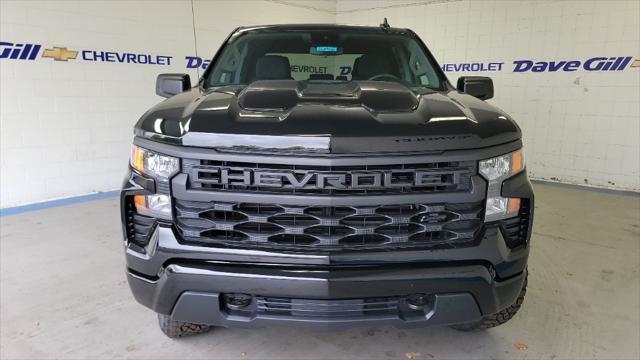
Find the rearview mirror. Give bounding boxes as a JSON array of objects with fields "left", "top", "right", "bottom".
[
  {"left": 156, "top": 73, "right": 191, "bottom": 98},
  {"left": 457, "top": 76, "right": 493, "bottom": 100}
]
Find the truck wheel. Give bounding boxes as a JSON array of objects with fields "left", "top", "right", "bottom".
[
  {"left": 157, "top": 314, "right": 212, "bottom": 338},
  {"left": 450, "top": 274, "right": 527, "bottom": 331}
]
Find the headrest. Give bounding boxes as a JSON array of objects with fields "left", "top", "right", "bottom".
[
  {"left": 351, "top": 53, "right": 394, "bottom": 80},
  {"left": 255, "top": 55, "right": 292, "bottom": 80}
]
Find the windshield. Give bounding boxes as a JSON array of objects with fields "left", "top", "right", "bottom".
[{"left": 205, "top": 30, "right": 443, "bottom": 90}]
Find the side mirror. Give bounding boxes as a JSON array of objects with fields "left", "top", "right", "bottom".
[
  {"left": 457, "top": 76, "right": 493, "bottom": 100},
  {"left": 156, "top": 73, "right": 191, "bottom": 98}
]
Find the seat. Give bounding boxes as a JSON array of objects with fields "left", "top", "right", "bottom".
[
  {"left": 351, "top": 53, "right": 395, "bottom": 80},
  {"left": 254, "top": 55, "right": 293, "bottom": 80}
]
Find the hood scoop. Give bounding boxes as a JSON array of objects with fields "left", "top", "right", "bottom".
[{"left": 238, "top": 80, "right": 419, "bottom": 112}]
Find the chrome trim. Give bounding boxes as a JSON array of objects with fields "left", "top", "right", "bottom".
[
  {"left": 429, "top": 116, "right": 477, "bottom": 124},
  {"left": 185, "top": 132, "right": 331, "bottom": 152},
  {"left": 134, "top": 136, "right": 523, "bottom": 161},
  {"left": 127, "top": 270, "right": 157, "bottom": 284},
  {"left": 166, "top": 264, "right": 327, "bottom": 282}
]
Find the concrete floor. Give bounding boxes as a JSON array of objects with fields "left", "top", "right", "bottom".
[{"left": 1, "top": 182, "right": 639, "bottom": 359}]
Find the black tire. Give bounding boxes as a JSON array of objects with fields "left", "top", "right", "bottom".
[
  {"left": 450, "top": 274, "right": 527, "bottom": 331},
  {"left": 157, "top": 313, "right": 212, "bottom": 338}
]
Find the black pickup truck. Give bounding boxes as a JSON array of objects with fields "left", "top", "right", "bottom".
[{"left": 121, "top": 23, "right": 533, "bottom": 338}]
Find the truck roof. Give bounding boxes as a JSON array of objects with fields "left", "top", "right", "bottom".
[{"left": 235, "top": 23, "right": 411, "bottom": 35}]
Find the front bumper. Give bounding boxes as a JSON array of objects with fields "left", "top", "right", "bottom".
[{"left": 126, "top": 224, "right": 528, "bottom": 329}]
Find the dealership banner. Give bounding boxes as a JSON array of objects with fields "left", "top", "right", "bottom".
[
  {"left": 2, "top": 40, "right": 639, "bottom": 75},
  {"left": 442, "top": 57, "right": 638, "bottom": 73}
]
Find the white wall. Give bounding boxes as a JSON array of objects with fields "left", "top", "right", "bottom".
[
  {"left": 337, "top": 0, "right": 640, "bottom": 190},
  {"left": 0, "top": 0, "right": 334, "bottom": 208}
]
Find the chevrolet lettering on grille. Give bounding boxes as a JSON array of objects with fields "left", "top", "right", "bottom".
[{"left": 191, "top": 166, "right": 462, "bottom": 190}]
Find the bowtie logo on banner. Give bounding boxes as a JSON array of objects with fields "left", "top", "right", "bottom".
[{"left": 42, "top": 47, "right": 78, "bottom": 61}]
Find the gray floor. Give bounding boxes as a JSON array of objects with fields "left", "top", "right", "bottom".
[{"left": 1, "top": 183, "right": 639, "bottom": 360}]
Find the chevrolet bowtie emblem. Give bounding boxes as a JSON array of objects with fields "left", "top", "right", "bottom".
[{"left": 42, "top": 47, "right": 78, "bottom": 61}]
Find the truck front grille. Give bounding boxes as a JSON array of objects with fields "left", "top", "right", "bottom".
[
  {"left": 182, "top": 159, "right": 475, "bottom": 195},
  {"left": 256, "top": 296, "right": 399, "bottom": 318},
  {"left": 174, "top": 199, "right": 484, "bottom": 251}
]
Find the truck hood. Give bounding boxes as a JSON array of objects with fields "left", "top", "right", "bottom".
[{"left": 136, "top": 80, "right": 521, "bottom": 154}]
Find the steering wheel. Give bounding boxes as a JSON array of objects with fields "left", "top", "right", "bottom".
[{"left": 368, "top": 73, "right": 401, "bottom": 81}]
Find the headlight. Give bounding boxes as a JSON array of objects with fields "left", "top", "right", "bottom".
[
  {"left": 131, "top": 145, "right": 179, "bottom": 179},
  {"left": 134, "top": 194, "right": 172, "bottom": 220},
  {"left": 479, "top": 148, "right": 524, "bottom": 221},
  {"left": 479, "top": 148, "right": 524, "bottom": 181}
]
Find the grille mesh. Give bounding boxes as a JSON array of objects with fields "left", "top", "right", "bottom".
[
  {"left": 256, "top": 297, "right": 399, "bottom": 318},
  {"left": 175, "top": 199, "right": 484, "bottom": 251}
]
